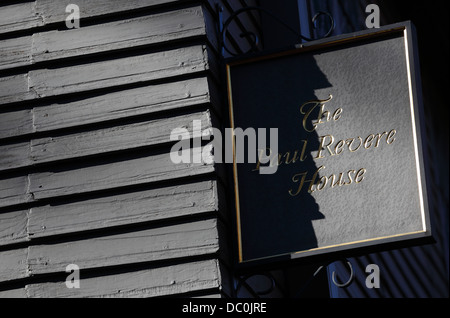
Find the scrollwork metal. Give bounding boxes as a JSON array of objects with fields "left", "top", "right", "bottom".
[{"left": 218, "top": 5, "right": 335, "bottom": 56}]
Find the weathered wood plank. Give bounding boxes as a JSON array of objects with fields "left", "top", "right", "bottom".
[
  {"left": 0, "top": 2, "right": 43, "bottom": 35},
  {"left": 29, "top": 145, "right": 214, "bottom": 200},
  {"left": 30, "top": 111, "right": 211, "bottom": 164},
  {"left": 29, "top": 45, "right": 208, "bottom": 98},
  {"left": 25, "top": 259, "right": 222, "bottom": 298},
  {"left": 0, "top": 248, "right": 29, "bottom": 283},
  {"left": 0, "top": 74, "right": 36, "bottom": 106},
  {"left": 32, "top": 7, "right": 206, "bottom": 63},
  {"left": 28, "top": 180, "right": 219, "bottom": 239},
  {"left": 0, "top": 142, "right": 31, "bottom": 172},
  {"left": 0, "top": 78, "right": 211, "bottom": 141},
  {"left": 33, "top": 77, "right": 212, "bottom": 133},
  {"left": 0, "top": 109, "right": 33, "bottom": 140},
  {"left": 0, "top": 210, "right": 29, "bottom": 246},
  {"left": 0, "top": 287, "right": 27, "bottom": 298},
  {"left": 27, "top": 218, "right": 219, "bottom": 275},
  {"left": 0, "top": 36, "right": 32, "bottom": 70},
  {"left": 35, "top": 0, "right": 183, "bottom": 25},
  {"left": 0, "top": 176, "right": 30, "bottom": 209}
]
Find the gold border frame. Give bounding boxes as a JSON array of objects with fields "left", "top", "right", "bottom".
[{"left": 226, "top": 23, "right": 431, "bottom": 265}]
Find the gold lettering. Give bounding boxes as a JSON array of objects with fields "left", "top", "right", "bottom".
[
  {"left": 316, "top": 175, "right": 328, "bottom": 191},
  {"left": 346, "top": 137, "right": 363, "bottom": 152},
  {"left": 253, "top": 140, "right": 311, "bottom": 172},
  {"left": 253, "top": 148, "right": 272, "bottom": 171},
  {"left": 329, "top": 173, "right": 345, "bottom": 188},
  {"left": 289, "top": 166, "right": 325, "bottom": 196},
  {"left": 300, "top": 95, "right": 333, "bottom": 132},
  {"left": 316, "top": 135, "right": 335, "bottom": 159},
  {"left": 364, "top": 134, "right": 375, "bottom": 149},
  {"left": 373, "top": 132, "right": 387, "bottom": 147},
  {"left": 334, "top": 140, "right": 345, "bottom": 156},
  {"left": 386, "top": 129, "right": 396, "bottom": 144},
  {"left": 283, "top": 151, "right": 296, "bottom": 165},
  {"left": 333, "top": 108, "right": 343, "bottom": 121},
  {"left": 270, "top": 153, "right": 282, "bottom": 167},
  {"left": 346, "top": 170, "right": 356, "bottom": 185},
  {"left": 355, "top": 168, "right": 366, "bottom": 183},
  {"left": 299, "top": 139, "right": 308, "bottom": 162},
  {"left": 318, "top": 108, "right": 330, "bottom": 124},
  {"left": 289, "top": 172, "right": 309, "bottom": 197},
  {"left": 290, "top": 167, "right": 366, "bottom": 195},
  {"left": 308, "top": 166, "right": 325, "bottom": 193}
]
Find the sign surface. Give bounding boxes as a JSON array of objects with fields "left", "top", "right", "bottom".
[{"left": 226, "top": 22, "right": 432, "bottom": 265}]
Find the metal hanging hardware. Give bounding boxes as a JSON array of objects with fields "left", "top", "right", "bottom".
[
  {"left": 331, "top": 260, "right": 355, "bottom": 288},
  {"left": 235, "top": 259, "right": 355, "bottom": 298},
  {"left": 217, "top": 5, "right": 335, "bottom": 57}
]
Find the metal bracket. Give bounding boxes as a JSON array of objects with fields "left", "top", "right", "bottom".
[
  {"left": 331, "top": 260, "right": 355, "bottom": 288},
  {"left": 217, "top": 5, "right": 335, "bottom": 57},
  {"left": 235, "top": 259, "right": 355, "bottom": 298}
]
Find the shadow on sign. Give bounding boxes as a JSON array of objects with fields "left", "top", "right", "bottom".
[{"left": 230, "top": 54, "right": 332, "bottom": 261}]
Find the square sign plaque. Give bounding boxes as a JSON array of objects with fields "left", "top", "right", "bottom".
[{"left": 226, "top": 22, "right": 432, "bottom": 266}]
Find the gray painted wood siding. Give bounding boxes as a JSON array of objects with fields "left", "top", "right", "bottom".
[
  {"left": 0, "top": 259, "right": 227, "bottom": 298},
  {"left": 0, "top": 110, "right": 212, "bottom": 171},
  {"left": 0, "top": 0, "right": 260, "bottom": 298},
  {"left": 0, "top": 78, "right": 212, "bottom": 140},
  {"left": 0, "top": 180, "right": 222, "bottom": 245}
]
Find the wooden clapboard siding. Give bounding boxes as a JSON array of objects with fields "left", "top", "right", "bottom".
[
  {"left": 5, "top": 108, "right": 208, "bottom": 171},
  {"left": 0, "top": 6, "right": 224, "bottom": 75},
  {"left": 0, "top": 248, "right": 29, "bottom": 283},
  {"left": 0, "top": 142, "right": 31, "bottom": 171},
  {"left": 0, "top": 111, "right": 216, "bottom": 206},
  {"left": 32, "top": 7, "right": 207, "bottom": 63},
  {"left": 0, "top": 45, "right": 208, "bottom": 106},
  {"left": 27, "top": 219, "right": 220, "bottom": 275},
  {"left": 28, "top": 180, "right": 220, "bottom": 239},
  {"left": 0, "top": 7, "right": 207, "bottom": 71},
  {"left": 0, "top": 179, "right": 223, "bottom": 246},
  {"left": 0, "top": 36, "right": 32, "bottom": 70},
  {"left": 0, "top": 2, "right": 43, "bottom": 35},
  {"left": 0, "top": 176, "right": 31, "bottom": 209},
  {"left": 0, "top": 218, "right": 221, "bottom": 283},
  {"left": 0, "top": 0, "right": 257, "bottom": 45},
  {"left": 30, "top": 111, "right": 212, "bottom": 165},
  {"left": 0, "top": 210, "right": 28, "bottom": 246},
  {"left": 0, "top": 74, "right": 37, "bottom": 105},
  {"left": 0, "top": 0, "right": 183, "bottom": 35},
  {"left": 25, "top": 259, "right": 225, "bottom": 298},
  {"left": 29, "top": 45, "right": 209, "bottom": 98},
  {"left": 0, "top": 287, "right": 28, "bottom": 298},
  {"left": 0, "top": 109, "right": 33, "bottom": 140},
  {"left": 33, "top": 77, "right": 213, "bottom": 133},
  {"left": 29, "top": 145, "right": 214, "bottom": 200},
  {"left": 0, "top": 77, "right": 211, "bottom": 141},
  {"left": 35, "top": 0, "right": 184, "bottom": 25},
  {"left": 0, "top": 0, "right": 262, "bottom": 298}
]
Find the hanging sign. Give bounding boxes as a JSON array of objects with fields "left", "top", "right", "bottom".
[{"left": 226, "top": 22, "right": 432, "bottom": 266}]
